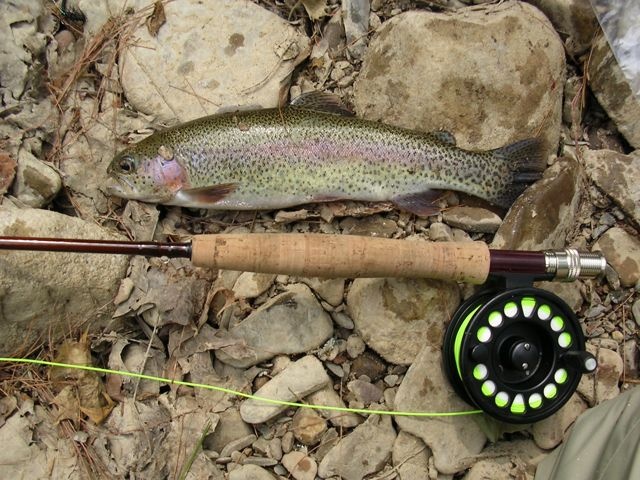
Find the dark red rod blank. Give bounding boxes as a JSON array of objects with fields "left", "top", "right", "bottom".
[{"left": 0, "top": 236, "right": 191, "bottom": 258}]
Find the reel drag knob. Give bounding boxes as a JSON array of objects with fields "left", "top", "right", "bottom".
[{"left": 443, "top": 287, "right": 597, "bottom": 423}]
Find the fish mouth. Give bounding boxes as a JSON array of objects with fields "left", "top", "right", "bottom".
[{"left": 104, "top": 176, "right": 131, "bottom": 198}]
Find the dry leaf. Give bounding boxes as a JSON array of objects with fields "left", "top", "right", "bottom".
[
  {"left": 301, "top": 0, "right": 329, "bottom": 20},
  {"left": 0, "top": 151, "right": 17, "bottom": 195},
  {"left": 146, "top": 1, "right": 166, "bottom": 37}
]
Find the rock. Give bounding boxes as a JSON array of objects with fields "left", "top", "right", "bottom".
[
  {"left": 205, "top": 407, "right": 253, "bottom": 453},
  {"left": 11, "top": 149, "right": 61, "bottom": 207},
  {"left": 228, "top": 464, "right": 278, "bottom": 480},
  {"left": 442, "top": 206, "right": 502, "bottom": 233},
  {"left": 220, "top": 434, "right": 258, "bottom": 458},
  {"left": 299, "top": 277, "right": 345, "bottom": 306},
  {"left": 239, "top": 355, "right": 330, "bottom": 424},
  {"left": 216, "top": 284, "right": 333, "bottom": 367},
  {"left": 292, "top": 408, "right": 327, "bottom": 445},
  {"left": 340, "top": 215, "right": 398, "bottom": 237},
  {"left": 463, "top": 457, "right": 529, "bottom": 480},
  {"left": 342, "top": 0, "right": 370, "bottom": 60},
  {"left": 623, "top": 340, "right": 639, "bottom": 378},
  {"left": 634, "top": 300, "right": 640, "bottom": 326},
  {"left": 583, "top": 149, "right": 640, "bottom": 225},
  {"left": 593, "top": 227, "right": 640, "bottom": 287},
  {"left": 491, "top": 157, "right": 582, "bottom": 250},
  {"left": 0, "top": 207, "right": 129, "bottom": 354},
  {"left": 306, "top": 384, "right": 364, "bottom": 428},
  {"left": 587, "top": 34, "right": 640, "bottom": 149},
  {"left": 577, "top": 345, "right": 623, "bottom": 405},
  {"left": 348, "top": 379, "right": 383, "bottom": 404},
  {"left": 354, "top": 1, "right": 564, "bottom": 156},
  {"left": 232, "top": 272, "right": 276, "bottom": 299},
  {"left": 347, "top": 277, "right": 460, "bottom": 364},
  {"left": 394, "top": 345, "right": 487, "bottom": 474},
  {"left": 351, "top": 351, "right": 387, "bottom": 381},
  {"left": 429, "top": 222, "right": 453, "bottom": 242},
  {"left": 526, "top": 0, "right": 598, "bottom": 54},
  {"left": 119, "top": 0, "right": 309, "bottom": 123},
  {"left": 392, "top": 431, "right": 431, "bottom": 480},
  {"left": 318, "top": 415, "right": 396, "bottom": 480},
  {"left": 346, "top": 334, "right": 366, "bottom": 358},
  {"left": 282, "top": 451, "right": 317, "bottom": 480},
  {"left": 531, "top": 393, "right": 588, "bottom": 449},
  {"left": 536, "top": 280, "right": 584, "bottom": 312}
]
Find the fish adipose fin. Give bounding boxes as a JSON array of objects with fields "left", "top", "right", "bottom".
[
  {"left": 491, "top": 138, "right": 545, "bottom": 208},
  {"left": 391, "top": 190, "right": 445, "bottom": 217},
  {"left": 174, "top": 183, "right": 238, "bottom": 206},
  {"left": 290, "top": 92, "right": 355, "bottom": 117}
]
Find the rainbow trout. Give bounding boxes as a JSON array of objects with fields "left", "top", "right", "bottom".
[{"left": 106, "top": 93, "right": 544, "bottom": 216}]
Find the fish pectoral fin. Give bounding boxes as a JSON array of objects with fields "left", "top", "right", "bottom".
[
  {"left": 175, "top": 183, "right": 238, "bottom": 205},
  {"left": 392, "top": 190, "right": 445, "bottom": 217},
  {"left": 289, "top": 91, "right": 354, "bottom": 116}
]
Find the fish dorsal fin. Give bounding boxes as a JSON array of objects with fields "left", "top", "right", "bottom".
[
  {"left": 391, "top": 190, "right": 446, "bottom": 217},
  {"left": 429, "top": 131, "right": 456, "bottom": 146},
  {"left": 289, "top": 92, "right": 354, "bottom": 116},
  {"left": 174, "top": 183, "right": 238, "bottom": 206}
]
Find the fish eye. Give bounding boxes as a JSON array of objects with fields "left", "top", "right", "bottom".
[{"left": 118, "top": 156, "right": 135, "bottom": 174}]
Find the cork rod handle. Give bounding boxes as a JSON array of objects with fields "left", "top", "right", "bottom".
[{"left": 191, "top": 234, "right": 491, "bottom": 283}]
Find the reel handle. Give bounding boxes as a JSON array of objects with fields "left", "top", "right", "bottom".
[{"left": 191, "top": 234, "right": 491, "bottom": 283}]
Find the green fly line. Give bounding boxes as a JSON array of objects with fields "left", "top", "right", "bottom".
[{"left": 0, "top": 357, "right": 482, "bottom": 418}]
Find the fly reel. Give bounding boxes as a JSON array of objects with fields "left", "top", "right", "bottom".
[{"left": 443, "top": 286, "right": 597, "bottom": 423}]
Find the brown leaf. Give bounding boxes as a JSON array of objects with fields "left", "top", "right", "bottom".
[
  {"left": 301, "top": 0, "right": 329, "bottom": 20},
  {"left": 146, "top": 1, "right": 166, "bottom": 37},
  {"left": 0, "top": 151, "right": 17, "bottom": 195}
]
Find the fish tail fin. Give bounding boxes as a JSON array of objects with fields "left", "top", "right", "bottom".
[{"left": 489, "top": 138, "right": 545, "bottom": 208}]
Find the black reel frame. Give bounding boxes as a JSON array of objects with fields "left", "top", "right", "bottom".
[{"left": 443, "top": 276, "right": 597, "bottom": 423}]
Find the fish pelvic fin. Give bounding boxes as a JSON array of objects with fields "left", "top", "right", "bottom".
[
  {"left": 391, "top": 190, "right": 445, "bottom": 217},
  {"left": 173, "top": 183, "right": 238, "bottom": 207},
  {"left": 490, "top": 138, "right": 545, "bottom": 208}
]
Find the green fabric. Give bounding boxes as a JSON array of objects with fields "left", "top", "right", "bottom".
[{"left": 535, "top": 386, "right": 640, "bottom": 480}]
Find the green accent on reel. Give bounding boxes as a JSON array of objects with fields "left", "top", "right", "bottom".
[
  {"left": 476, "top": 326, "right": 492, "bottom": 343},
  {"left": 554, "top": 368, "right": 568, "bottom": 384},
  {"left": 521, "top": 297, "right": 536, "bottom": 317},
  {"left": 453, "top": 305, "right": 482, "bottom": 379},
  {"left": 488, "top": 311, "right": 503, "bottom": 327},
  {"left": 510, "top": 394, "right": 526, "bottom": 414},
  {"left": 495, "top": 391, "right": 509, "bottom": 408},
  {"left": 529, "top": 393, "right": 543, "bottom": 409},
  {"left": 504, "top": 301, "right": 518, "bottom": 318},
  {"left": 550, "top": 316, "right": 565, "bottom": 332},
  {"left": 558, "top": 332, "right": 572, "bottom": 348},
  {"left": 482, "top": 381, "right": 496, "bottom": 397},
  {"left": 544, "top": 384, "right": 558, "bottom": 399},
  {"left": 538, "top": 304, "right": 551, "bottom": 320},
  {"left": 473, "top": 364, "right": 488, "bottom": 381}
]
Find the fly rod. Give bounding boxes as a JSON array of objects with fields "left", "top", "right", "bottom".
[{"left": 0, "top": 234, "right": 606, "bottom": 283}]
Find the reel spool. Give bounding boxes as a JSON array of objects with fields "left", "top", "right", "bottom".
[{"left": 443, "top": 287, "right": 597, "bottom": 423}]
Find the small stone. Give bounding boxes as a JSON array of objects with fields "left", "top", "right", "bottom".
[
  {"left": 532, "top": 393, "right": 588, "bottom": 449},
  {"left": 220, "top": 434, "right": 258, "bottom": 458},
  {"left": 348, "top": 379, "right": 383, "bottom": 404},
  {"left": 240, "top": 355, "right": 331, "bottom": 424},
  {"left": 228, "top": 464, "right": 278, "bottom": 480},
  {"left": 275, "top": 209, "right": 309, "bottom": 223},
  {"left": 342, "top": 0, "right": 370, "bottom": 59},
  {"left": 216, "top": 284, "right": 334, "bottom": 368},
  {"left": 318, "top": 415, "right": 396, "bottom": 480},
  {"left": 242, "top": 457, "right": 278, "bottom": 467},
  {"left": 429, "top": 222, "right": 453, "bottom": 242},
  {"left": 384, "top": 374, "right": 399, "bottom": 387},
  {"left": 611, "top": 330, "right": 624, "bottom": 343},
  {"left": 633, "top": 300, "right": 640, "bottom": 326},
  {"left": 577, "top": 345, "right": 623, "bottom": 405},
  {"left": 281, "top": 431, "right": 294, "bottom": 454},
  {"left": 299, "top": 277, "right": 345, "bottom": 306},
  {"left": 315, "top": 428, "right": 340, "bottom": 462},
  {"left": 232, "top": 272, "right": 276, "bottom": 299},
  {"left": 282, "top": 451, "right": 317, "bottom": 480},
  {"left": 350, "top": 351, "right": 387, "bottom": 381},
  {"left": 623, "top": 340, "right": 639, "bottom": 378},
  {"left": 340, "top": 215, "right": 398, "bottom": 237},
  {"left": 12, "top": 149, "right": 61, "bottom": 208},
  {"left": 292, "top": 408, "right": 327, "bottom": 445},
  {"left": 442, "top": 206, "right": 502, "bottom": 233},
  {"left": 593, "top": 227, "right": 640, "bottom": 287},
  {"left": 306, "top": 384, "right": 363, "bottom": 428},
  {"left": 268, "top": 438, "right": 283, "bottom": 461},
  {"left": 205, "top": 407, "right": 253, "bottom": 453},
  {"left": 331, "top": 311, "right": 355, "bottom": 329},
  {"left": 346, "top": 335, "right": 366, "bottom": 358}
]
